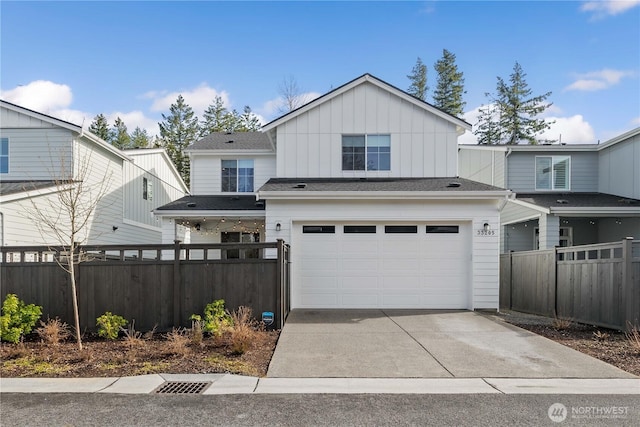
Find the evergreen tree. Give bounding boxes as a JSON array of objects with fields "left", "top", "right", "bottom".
[
  {"left": 237, "top": 106, "right": 261, "bottom": 132},
  {"left": 474, "top": 102, "right": 501, "bottom": 145},
  {"left": 432, "top": 49, "right": 466, "bottom": 117},
  {"left": 111, "top": 117, "right": 131, "bottom": 149},
  {"left": 200, "top": 96, "right": 234, "bottom": 136},
  {"left": 88, "top": 114, "right": 111, "bottom": 142},
  {"left": 158, "top": 95, "right": 199, "bottom": 186},
  {"left": 494, "top": 62, "right": 554, "bottom": 144},
  {"left": 407, "top": 57, "right": 428, "bottom": 101},
  {"left": 130, "top": 127, "right": 151, "bottom": 148}
]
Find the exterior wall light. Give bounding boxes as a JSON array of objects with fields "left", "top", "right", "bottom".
[
  {"left": 483, "top": 222, "right": 491, "bottom": 231},
  {"left": 276, "top": 223, "right": 281, "bottom": 232}
]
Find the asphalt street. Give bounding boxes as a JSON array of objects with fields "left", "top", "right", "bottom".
[{"left": 1, "top": 393, "right": 638, "bottom": 426}]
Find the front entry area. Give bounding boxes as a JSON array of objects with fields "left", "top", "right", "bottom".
[{"left": 292, "top": 222, "right": 470, "bottom": 309}]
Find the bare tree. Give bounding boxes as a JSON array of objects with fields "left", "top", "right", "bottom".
[
  {"left": 23, "top": 149, "right": 113, "bottom": 350},
  {"left": 277, "top": 75, "right": 311, "bottom": 114}
]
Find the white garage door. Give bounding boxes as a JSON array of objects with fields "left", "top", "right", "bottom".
[{"left": 293, "top": 223, "right": 470, "bottom": 309}]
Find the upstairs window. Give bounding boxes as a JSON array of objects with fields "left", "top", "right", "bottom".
[
  {"left": 0, "top": 138, "right": 8, "bottom": 174},
  {"left": 142, "top": 177, "right": 153, "bottom": 201},
  {"left": 222, "top": 159, "right": 254, "bottom": 192},
  {"left": 342, "top": 134, "right": 390, "bottom": 171},
  {"left": 536, "top": 156, "right": 570, "bottom": 191}
]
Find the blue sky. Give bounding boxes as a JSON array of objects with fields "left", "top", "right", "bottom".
[{"left": 1, "top": 1, "right": 639, "bottom": 144}]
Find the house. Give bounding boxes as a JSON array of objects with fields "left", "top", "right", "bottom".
[
  {"left": 154, "top": 74, "right": 512, "bottom": 310},
  {"left": 0, "top": 100, "right": 188, "bottom": 246},
  {"left": 459, "top": 127, "right": 640, "bottom": 252}
]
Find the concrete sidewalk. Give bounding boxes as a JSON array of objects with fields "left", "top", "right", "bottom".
[
  {"left": 267, "top": 309, "right": 636, "bottom": 379},
  {"left": 1, "top": 374, "right": 639, "bottom": 395}
]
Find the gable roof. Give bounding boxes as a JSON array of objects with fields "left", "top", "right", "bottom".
[
  {"left": 262, "top": 73, "right": 471, "bottom": 132},
  {"left": 186, "top": 132, "right": 272, "bottom": 151},
  {"left": 0, "top": 99, "right": 129, "bottom": 161}
]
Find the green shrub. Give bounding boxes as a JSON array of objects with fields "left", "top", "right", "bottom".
[
  {"left": 0, "top": 294, "right": 43, "bottom": 343},
  {"left": 96, "top": 312, "right": 128, "bottom": 340},
  {"left": 190, "top": 299, "right": 232, "bottom": 337}
]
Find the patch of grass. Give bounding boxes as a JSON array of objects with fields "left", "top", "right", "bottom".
[
  {"left": 205, "top": 353, "right": 259, "bottom": 376},
  {"left": 2, "top": 356, "right": 69, "bottom": 376},
  {"left": 135, "top": 361, "right": 170, "bottom": 375},
  {"left": 97, "top": 361, "right": 124, "bottom": 372},
  {"left": 229, "top": 306, "right": 260, "bottom": 355}
]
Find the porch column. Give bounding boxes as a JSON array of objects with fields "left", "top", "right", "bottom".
[{"left": 539, "top": 214, "right": 560, "bottom": 249}]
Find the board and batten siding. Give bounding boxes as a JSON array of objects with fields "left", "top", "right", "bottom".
[
  {"left": 275, "top": 82, "right": 459, "bottom": 178},
  {"left": 458, "top": 148, "right": 506, "bottom": 188},
  {"left": 507, "top": 151, "right": 598, "bottom": 192},
  {"left": 0, "top": 128, "right": 73, "bottom": 180},
  {"left": 264, "top": 199, "right": 501, "bottom": 309},
  {"left": 190, "top": 154, "right": 276, "bottom": 195},
  {"left": 598, "top": 134, "right": 640, "bottom": 199}
]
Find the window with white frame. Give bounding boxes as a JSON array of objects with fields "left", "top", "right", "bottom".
[
  {"left": 0, "top": 137, "right": 8, "bottom": 174},
  {"left": 221, "top": 159, "right": 254, "bottom": 192},
  {"left": 342, "top": 134, "right": 390, "bottom": 171},
  {"left": 536, "top": 156, "right": 570, "bottom": 190}
]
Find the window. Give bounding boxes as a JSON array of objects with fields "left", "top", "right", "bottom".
[
  {"left": 0, "top": 137, "right": 8, "bottom": 174},
  {"left": 385, "top": 225, "right": 417, "bottom": 233},
  {"left": 342, "top": 134, "right": 390, "bottom": 171},
  {"left": 222, "top": 159, "right": 254, "bottom": 192},
  {"left": 426, "top": 226, "right": 459, "bottom": 234},
  {"left": 536, "top": 156, "right": 570, "bottom": 191},
  {"left": 344, "top": 225, "right": 377, "bottom": 234},
  {"left": 142, "top": 177, "right": 153, "bottom": 201},
  {"left": 302, "top": 226, "right": 336, "bottom": 234}
]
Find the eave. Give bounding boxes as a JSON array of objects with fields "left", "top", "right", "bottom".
[{"left": 257, "top": 190, "right": 511, "bottom": 201}]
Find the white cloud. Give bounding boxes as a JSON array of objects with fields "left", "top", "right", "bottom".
[
  {"left": 259, "top": 92, "right": 322, "bottom": 121},
  {"left": 107, "top": 111, "right": 159, "bottom": 136},
  {"left": 1, "top": 80, "right": 73, "bottom": 113},
  {"left": 632, "top": 117, "right": 640, "bottom": 126},
  {"left": 564, "top": 69, "right": 634, "bottom": 92},
  {"left": 459, "top": 104, "right": 595, "bottom": 145},
  {"left": 148, "top": 83, "right": 230, "bottom": 116},
  {"left": 581, "top": 0, "right": 640, "bottom": 19}
]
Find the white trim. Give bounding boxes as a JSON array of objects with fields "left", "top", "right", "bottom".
[
  {"left": 549, "top": 207, "right": 640, "bottom": 216},
  {"left": 597, "top": 127, "right": 640, "bottom": 150},
  {"left": 502, "top": 213, "right": 542, "bottom": 226}
]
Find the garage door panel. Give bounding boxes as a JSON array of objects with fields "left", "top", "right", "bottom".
[{"left": 294, "top": 222, "right": 469, "bottom": 309}]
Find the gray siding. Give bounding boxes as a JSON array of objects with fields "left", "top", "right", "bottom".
[
  {"left": 458, "top": 148, "right": 505, "bottom": 187},
  {"left": 507, "top": 151, "right": 598, "bottom": 192},
  {"left": 598, "top": 133, "right": 640, "bottom": 199},
  {"left": 503, "top": 220, "right": 537, "bottom": 252}
]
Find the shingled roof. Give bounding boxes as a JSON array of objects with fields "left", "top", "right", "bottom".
[
  {"left": 258, "top": 177, "right": 505, "bottom": 192},
  {"left": 154, "top": 195, "right": 265, "bottom": 212},
  {"left": 187, "top": 132, "right": 271, "bottom": 151},
  {"left": 516, "top": 193, "right": 640, "bottom": 209},
  {"left": 1, "top": 180, "right": 61, "bottom": 196}
]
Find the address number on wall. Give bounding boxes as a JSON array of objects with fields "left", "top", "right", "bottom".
[{"left": 477, "top": 230, "right": 496, "bottom": 236}]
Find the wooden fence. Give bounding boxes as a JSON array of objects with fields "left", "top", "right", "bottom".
[
  {"left": 500, "top": 238, "right": 639, "bottom": 331},
  {"left": 0, "top": 240, "right": 290, "bottom": 332}
]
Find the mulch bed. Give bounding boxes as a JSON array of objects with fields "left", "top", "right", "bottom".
[{"left": 0, "top": 330, "right": 279, "bottom": 378}]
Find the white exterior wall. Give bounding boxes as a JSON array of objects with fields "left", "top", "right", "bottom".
[
  {"left": 275, "top": 82, "right": 459, "bottom": 178},
  {"left": 264, "top": 199, "right": 501, "bottom": 309},
  {"left": 0, "top": 127, "right": 73, "bottom": 180},
  {"left": 458, "top": 147, "right": 506, "bottom": 188},
  {"left": 190, "top": 154, "right": 276, "bottom": 195},
  {"left": 598, "top": 134, "right": 640, "bottom": 199}
]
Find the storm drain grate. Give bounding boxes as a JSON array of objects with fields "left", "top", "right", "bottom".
[{"left": 154, "top": 381, "right": 211, "bottom": 394}]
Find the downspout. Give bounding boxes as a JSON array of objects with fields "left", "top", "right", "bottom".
[
  {"left": 0, "top": 212, "right": 4, "bottom": 246},
  {"left": 504, "top": 148, "right": 513, "bottom": 189}
]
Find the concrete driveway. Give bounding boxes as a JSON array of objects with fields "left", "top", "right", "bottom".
[{"left": 267, "top": 309, "right": 635, "bottom": 378}]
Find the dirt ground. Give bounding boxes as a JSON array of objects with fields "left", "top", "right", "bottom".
[{"left": 2, "top": 311, "right": 639, "bottom": 378}]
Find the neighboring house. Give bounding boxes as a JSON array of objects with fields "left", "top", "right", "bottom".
[
  {"left": 0, "top": 100, "right": 188, "bottom": 246},
  {"left": 459, "top": 127, "right": 640, "bottom": 252},
  {"left": 155, "top": 74, "right": 511, "bottom": 311}
]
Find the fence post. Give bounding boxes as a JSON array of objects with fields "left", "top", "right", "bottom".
[
  {"left": 553, "top": 246, "right": 558, "bottom": 317},
  {"left": 621, "top": 237, "right": 634, "bottom": 329},
  {"left": 173, "top": 240, "right": 182, "bottom": 327},
  {"left": 509, "top": 251, "right": 513, "bottom": 309},
  {"left": 276, "top": 239, "right": 284, "bottom": 329}
]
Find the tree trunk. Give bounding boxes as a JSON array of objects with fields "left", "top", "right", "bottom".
[{"left": 69, "top": 253, "right": 83, "bottom": 350}]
